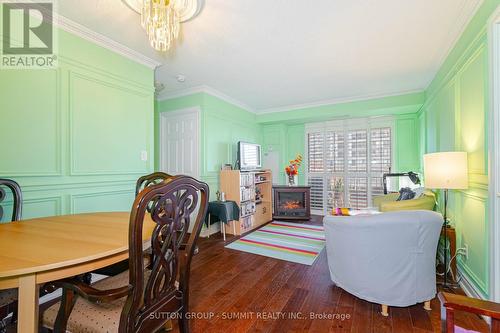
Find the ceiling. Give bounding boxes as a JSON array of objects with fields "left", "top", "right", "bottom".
[{"left": 56, "top": 0, "right": 482, "bottom": 112}]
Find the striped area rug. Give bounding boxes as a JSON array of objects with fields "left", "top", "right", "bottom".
[{"left": 225, "top": 221, "right": 325, "bottom": 265}]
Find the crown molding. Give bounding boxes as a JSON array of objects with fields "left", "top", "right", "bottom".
[
  {"left": 156, "top": 85, "right": 255, "bottom": 113},
  {"left": 53, "top": 14, "right": 162, "bottom": 69},
  {"left": 255, "top": 89, "right": 425, "bottom": 114},
  {"left": 157, "top": 85, "right": 426, "bottom": 115},
  {"left": 156, "top": 85, "right": 207, "bottom": 100},
  {"left": 424, "top": 0, "right": 484, "bottom": 87}
]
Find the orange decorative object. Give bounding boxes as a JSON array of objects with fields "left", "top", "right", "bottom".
[
  {"left": 285, "top": 154, "right": 302, "bottom": 186},
  {"left": 285, "top": 154, "right": 302, "bottom": 176}
]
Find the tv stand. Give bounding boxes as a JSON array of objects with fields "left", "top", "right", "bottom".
[{"left": 219, "top": 169, "right": 273, "bottom": 235}]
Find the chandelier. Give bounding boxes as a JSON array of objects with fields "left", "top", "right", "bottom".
[{"left": 123, "top": 0, "right": 202, "bottom": 51}]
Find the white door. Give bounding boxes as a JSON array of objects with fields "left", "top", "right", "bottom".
[{"left": 160, "top": 108, "right": 200, "bottom": 178}]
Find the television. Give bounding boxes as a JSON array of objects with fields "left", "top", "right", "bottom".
[{"left": 238, "top": 141, "right": 262, "bottom": 170}]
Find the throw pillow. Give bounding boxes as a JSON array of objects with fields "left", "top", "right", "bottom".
[
  {"left": 332, "top": 207, "right": 351, "bottom": 216},
  {"left": 397, "top": 187, "right": 416, "bottom": 201}
]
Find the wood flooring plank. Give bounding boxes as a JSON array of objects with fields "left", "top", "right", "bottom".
[
  {"left": 409, "top": 304, "right": 433, "bottom": 331},
  {"left": 391, "top": 306, "right": 413, "bottom": 333},
  {"left": 350, "top": 297, "right": 373, "bottom": 333},
  {"left": 176, "top": 218, "right": 490, "bottom": 333},
  {"left": 268, "top": 287, "right": 310, "bottom": 333},
  {"left": 371, "top": 301, "right": 392, "bottom": 333}
]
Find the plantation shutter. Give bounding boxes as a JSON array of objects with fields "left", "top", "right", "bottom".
[
  {"left": 325, "top": 131, "right": 344, "bottom": 173},
  {"left": 307, "top": 132, "right": 324, "bottom": 173},
  {"left": 306, "top": 119, "right": 394, "bottom": 214},
  {"left": 308, "top": 175, "right": 324, "bottom": 211},
  {"left": 307, "top": 132, "right": 325, "bottom": 211},
  {"left": 347, "top": 130, "right": 367, "bottom": 173},
  {"left": 345, "top": 130, "right": 368, "bottom": 209}
]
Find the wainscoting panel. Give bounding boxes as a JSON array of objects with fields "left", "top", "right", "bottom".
[
  {"left": 0, "top": 69, "right": 62, "bottom": 176},
  {"left": 456, "top": 188, "right": 489, "bottom": 297},
  {"left": 70, "top": 189, "right": 135, "bottom": 214},
  {"left": 69, "top": 71, "right": 152, "bottom": 176},
  {"left": 22, "top": 196, "right": 63, "bottom": 220},
  {"left": 458, "top": 45, "right": 487, "bottom": 176},
  {"left": 403, "top": 32, "right": 489, "bottom": 298},
  {"left": 0, "top": 195, "right": 62, "bottom": 223},
  {"left": 1, "top": 27, "right": 154, "bottom": 223}
]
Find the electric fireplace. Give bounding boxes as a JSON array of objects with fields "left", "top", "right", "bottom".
[{"left": 273, "top": 186, "right": 311, "bottom": 220}]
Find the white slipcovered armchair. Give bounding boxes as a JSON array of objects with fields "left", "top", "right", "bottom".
[{"left": 323, "top": 210, "right": 443, "bottom": 316}]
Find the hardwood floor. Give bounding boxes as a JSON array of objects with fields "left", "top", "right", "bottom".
[
  {"left": 182, "top": 217, "right": 490, "bottom": 333},
  {"left": 5, "top": 217, "right": 489, "bottom": 332}
]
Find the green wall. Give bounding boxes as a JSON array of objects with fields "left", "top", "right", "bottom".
[
  {"left": 0, "top": 29, "right": 155, "bottom": 222},
  {"left": 155, "top": 92, "right": 260, "bottom": 197},
  {"left": 419, "top": 0, "right": 500, "bottom": 298},
  {"left": 156, "top": 91, "right": 424, "bottom": 189},
  {"left": 153, "top": 93, "right": 427, "bottom": 252},
  {"left": 153, "top": 0, "right": 499, "bottom": 299},
  {"left": 258, "top": 92, "right": 425, "bottom": 185}
]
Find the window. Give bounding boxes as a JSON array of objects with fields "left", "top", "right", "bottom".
[{"left": 306, "top": 118, "right": 394, "bottom": 214}]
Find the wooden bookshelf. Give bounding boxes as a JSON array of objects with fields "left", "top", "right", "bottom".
[{"left": 219, "top": 169, "right": 273, "bottom": 235}]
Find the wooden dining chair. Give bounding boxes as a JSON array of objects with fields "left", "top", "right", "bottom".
[
  {"left": 135, "top": 172, "right": 173, "bottom": 197},
  {"left": 0, "top": 178, "right": 22, "bottom": 333},
  {"left": 439, "top": 292, "right": 500, "bottom": 332},
  {"left": 42, "top": 175, "right": 209, "bottom": 333},
  {"left": 93, "top": 172, "right": 173, "bottom": 277}
]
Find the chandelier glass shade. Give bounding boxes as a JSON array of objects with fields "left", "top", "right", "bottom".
[
  {"left": 123, "top": 0, "right": 202, "bottom": 51},
  {"left": 141, "top": 0, "right": 180, "bottom": 51}
]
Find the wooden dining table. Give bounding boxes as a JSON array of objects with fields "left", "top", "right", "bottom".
[{"left": 0, "top": 211, "right": 156, "bottom": 333}]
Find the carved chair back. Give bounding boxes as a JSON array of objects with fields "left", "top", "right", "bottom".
[
  {"left": 135, "top": 172, "right": 172, "bottom": 197},
  {"left": 119, "top": 175, "right": 209, "bottom": 332},
  {"left": 92, "top": 172, "right": 175, "bottom": 278},
  {"left": 0, "top": 178, "right": 22, "bottom": 222}
]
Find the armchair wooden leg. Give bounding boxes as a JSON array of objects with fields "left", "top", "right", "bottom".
[
  {"left": 423, "top": 300, "right": 431, "bottom": 311},
  {"left": 54, "top": 289, "right": 77, "bottom": 332},
  {"left": 381, "top": 304, "right": 389, "bottom": 317},
  {"left": 444, "top": 308, "right": 455, "bottom": 333}
]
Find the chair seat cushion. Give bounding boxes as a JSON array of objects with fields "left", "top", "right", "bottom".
[
  {"left": 42, "top": 261, "right": 178, "bottom": 333},
  {"left": 0, "top": 289, "right": 17, "bottom": 308},
  {"left": 42, "top": 270, "right": 131, "bottom": 333}
]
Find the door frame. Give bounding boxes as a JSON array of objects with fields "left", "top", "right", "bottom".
[
  {"left": 488, "top": 5, "right": 500, "bottom": 302},
  {"left": 159, "top": 107, "right": 201, "bottom": 179}
]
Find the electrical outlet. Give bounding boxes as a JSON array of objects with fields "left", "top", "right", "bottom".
[{"left": 141, "top": 150, "right": 148, "bottom": 161}]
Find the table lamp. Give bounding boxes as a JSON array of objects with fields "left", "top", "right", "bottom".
[{"left": 423, "top": 152, "right": 468, "bottom": 287}]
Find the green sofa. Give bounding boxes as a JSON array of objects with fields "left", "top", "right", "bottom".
[{"left": 373, "top": 190, "right": 436, "bottom": 212}]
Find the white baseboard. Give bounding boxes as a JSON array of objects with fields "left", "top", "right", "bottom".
[
  {"left": 437, "top": 246, "right": 485, "bottom": 300},
  {"left": 458, "top": 269, "right": 485, "bottom": 299},
  {"left": 457, "top": 267, "right": 492, "bottom": 326}
]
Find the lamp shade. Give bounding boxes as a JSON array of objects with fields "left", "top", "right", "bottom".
[{"left": 423, "top": 152, "right": 468, "bottom": 190}]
